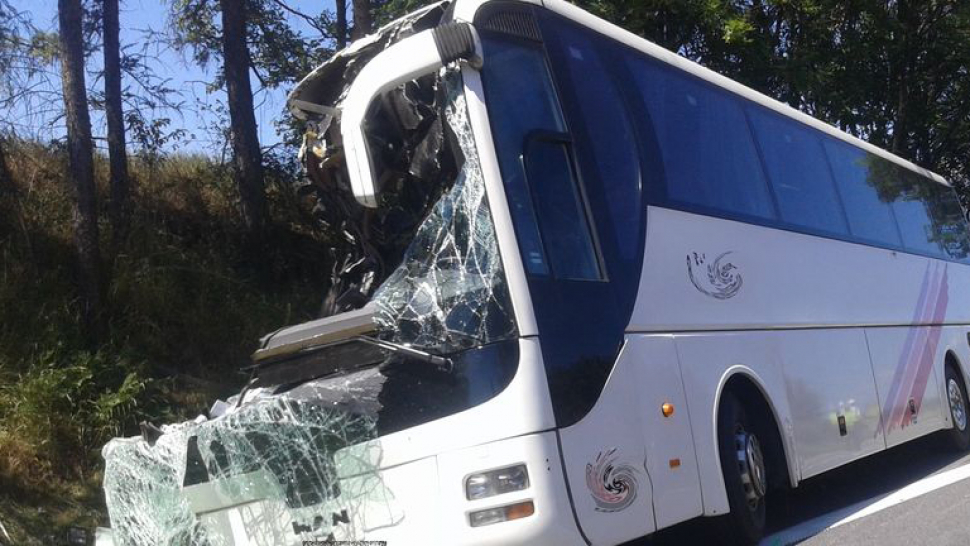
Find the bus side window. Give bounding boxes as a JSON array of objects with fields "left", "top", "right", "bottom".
[
  {"left": 747, "top": 107, "right": 849, "bottom": 236},
  {"left": 522, "top": 134, "right": 602, "bottom": 281},
  {"left": 624, "top": 55, "right": 776, "bottom": 221},
  {"left": 923, "top": 183, "right": 970, "bottom": 262},
  {"left": 539, "top": 19, "right": 643, "bottom": 268},
  {"left": 480, "top": 37, "right": 569, "bottom": 277},
  {"left": 890, "top": 167, "right": 949, "bottom": 258},
  {"left": 822, "top": 140, "right": 903, "bottom": 247}
]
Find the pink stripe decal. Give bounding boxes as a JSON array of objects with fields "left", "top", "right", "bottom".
[
  {"left": 888, "top": 266, "right": 942, "bottom": 430},
  {"left": 882, "top": 264, "right": 935, "bottom": 431},
  {"left": 901, "top": 265, "right": 948, "bottom": 429}
]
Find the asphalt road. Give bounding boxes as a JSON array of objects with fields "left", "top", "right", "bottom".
[{"left": 642, "top": 431, "right": 970, "bottom": 546}]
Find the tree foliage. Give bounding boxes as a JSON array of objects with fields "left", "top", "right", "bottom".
[
  {"left": 0, "top": 0, "right": 54, "bottom": 141},
  {"left": 573, "top": 0, "right": 970, "bottom": 196},
  {"left": 169, "top": 0, "right": 330, "bottom": 90}
]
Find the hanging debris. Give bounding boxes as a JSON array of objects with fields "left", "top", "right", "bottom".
[{"left": 289, "top": 1, "right": 458, "bottom": 318}]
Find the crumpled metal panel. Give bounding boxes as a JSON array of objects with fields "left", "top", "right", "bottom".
[
  {"left": 291, "top": 2, "right": 457, "bottom": 318},
  {"left": 102, "top": 368, "right": 388, "bottom": 546},
  {"left": 287, "top": 1, "right": 449, "bottom": 119},
  {"left": 371, "top": 71, "right": 517, "bottom": 353}
]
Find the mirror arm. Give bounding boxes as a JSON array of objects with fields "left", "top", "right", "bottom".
[{"left": 341, "top": 22, "right": 482, "bottom": 208}]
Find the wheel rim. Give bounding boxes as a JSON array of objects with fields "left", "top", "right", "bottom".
[
  {"left": 948, "top": 378, "right": 967, "bottom": 432},
  {"left": 735, "top": 426, "right": 766, "bottom": 510}
]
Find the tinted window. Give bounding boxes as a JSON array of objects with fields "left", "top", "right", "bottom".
[
  {"left": 748, "top": 109, "right": 848, "bottom": 235},
  {"left": 892, "top": 198, "right": 942, "bottom": 256},
  {"left": 548, "top": 25, "right": 642, "bottom": 263},
  {"left": 822, "top": 141, "right": 902, "bottom": 246},
  {"left": 479, "top": 39, "right": 563, "bottom": 276},
  {"left": 881, "top": 165, "right": 970, "bottom": 260},
  {"left": 881, "top": 168, "right": 943, "bottom": 257},
  {"left": 625, "top": 55, "right": 775, "bottom": 220},
  {"left": 616, "top": 36, "right": 969, "bottom": 264},
  {"left": 523, "top": 138, "right": 601, "bottom": 280},
  {"left": 924, "top": 183, "right": 970, "bottom": 262}
]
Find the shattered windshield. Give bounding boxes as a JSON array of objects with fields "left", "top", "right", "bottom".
[
  {"left": 371, "top": 71, "right": 518, "bottom": 354},
  {"left": 102, "top": 62, "right": 522, "bottom": 546}
]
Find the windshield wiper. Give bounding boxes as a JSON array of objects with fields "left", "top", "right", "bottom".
[
  {"left": 356, "top": 336, "right": 454, "bottom": 373},
  {"left": 234, "top": 334, "right": 455, "bottom": 407}
]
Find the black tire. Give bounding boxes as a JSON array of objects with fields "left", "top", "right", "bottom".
[
  {"left": 716, "top": 392, "right": 767, "bottom": 545},
  {"left": 944, "top": 365, "right": 970, "bottom": 452}
]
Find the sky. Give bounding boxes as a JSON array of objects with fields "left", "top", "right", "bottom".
[{"left": 7, "top": 0, "right": 334, "bottom": 155}]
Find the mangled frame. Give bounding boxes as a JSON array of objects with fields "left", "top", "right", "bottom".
[{"left": 101, "top": 3, "right": 518, "bottom": 544}]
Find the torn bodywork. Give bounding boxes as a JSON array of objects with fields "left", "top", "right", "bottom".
[
  {"left": 102, "top": 6, "right": 519, "bottom": 544},
  {"left": 290, "top": 1, "right": 460, "bottom": 317}
]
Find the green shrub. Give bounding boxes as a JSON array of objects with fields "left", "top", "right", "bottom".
[
  {"left": 0, "top": 347, "right": 150, "bottom": 485},
  {"left": 0, "top": 137, "right": 331, "bottom": 540}
]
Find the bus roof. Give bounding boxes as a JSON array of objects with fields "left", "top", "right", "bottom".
[{"left": 454, "top": 0, "right": 950, "bottom": 187}]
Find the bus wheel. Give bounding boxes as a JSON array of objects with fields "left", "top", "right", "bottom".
[
  {"left": 945, "top": 365, "right": 970, "bottom": 451},
  {"left": 717, "top": 392, "right": 767, "bottom": 545}
]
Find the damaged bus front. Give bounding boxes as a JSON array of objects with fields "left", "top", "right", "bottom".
[
  {"left": 100, "top": 0, "right": 970, "bottom": 544},
  {"left": 102, "top": 1, "right": 593, "bottom": 544}
]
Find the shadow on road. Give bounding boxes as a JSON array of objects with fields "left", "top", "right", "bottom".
[{"left": 626, "top": 431, "right": 968, "bottom": 545}]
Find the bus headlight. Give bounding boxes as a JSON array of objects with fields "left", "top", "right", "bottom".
[{"left": 465, "top": 464, "right": 530, "bottom": 500}]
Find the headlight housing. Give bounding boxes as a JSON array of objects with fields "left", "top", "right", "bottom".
[{"left": 465, "top": 464, "right": 530, "bottom": 500}]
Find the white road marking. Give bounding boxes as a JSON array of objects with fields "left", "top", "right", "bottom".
[{"left": 760, "top": 462, "right": 970, "bottom": 546}]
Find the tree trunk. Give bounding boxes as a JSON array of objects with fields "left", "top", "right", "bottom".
[
  {"left": 351, "top": 0, "right": 371, "bottom": 40},
  {"left": 103, "top": 0, "right": 130, "bottom": 249},
  {"left": 58, "top": 0, "right": 103, "bottom": 343},
  {"left": 220, "top": 0, "right": 267, "bottom": 235},
  {"left": 336, "top": 0, "right": 348, "bottom": 49},
  {"left": 0, "top": 135, "right": 12, "bottom": 195}
]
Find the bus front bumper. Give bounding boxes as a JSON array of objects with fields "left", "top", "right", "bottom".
[
  {"left": 331, "top": 430, "right": 587, "bottom": 545},
  {"left": 419, "top": 430, "right": 586, "bottom": 545}
]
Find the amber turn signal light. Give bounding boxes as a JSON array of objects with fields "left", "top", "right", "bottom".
[
  {"left": 469, "top": 501, "right": 535, "bottom": 527},
  {"left": 505, "top": 501, "right": 535, "bottom": 521},
  {"left": 662, "top": 402, "right": 675, "bottom": 417}
]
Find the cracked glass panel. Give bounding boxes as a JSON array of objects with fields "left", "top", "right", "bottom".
[
  {"left": 103, "top": 58, "right": 517, "bottom": 546},
  {"left": 102, "top": 368, "right": 392, "bottom": 546},
  {"left": 372, "top": 71, "right": 517, "bottom": 354}
]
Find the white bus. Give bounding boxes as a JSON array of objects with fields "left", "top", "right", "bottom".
[{"left": 101, "top": 0, "right": 970, "bottom": 545}]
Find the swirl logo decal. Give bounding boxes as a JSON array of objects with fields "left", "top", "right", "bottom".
[
  {"left": 585, "top": 448, "right": 639, "bottom": 513},
  {"left": 687, "top": 251, "right": 742, "bottom": 300}
]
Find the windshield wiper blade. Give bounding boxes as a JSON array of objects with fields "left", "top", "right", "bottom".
[
  {"left": 356, "top": 336, "right": 454, "bottom": 373},
  {"left": 243, "top": 337, "right": 388, "bottom": 390},
  {"left": 235, "top": 334, "right": 454, "bottom": 404}
]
